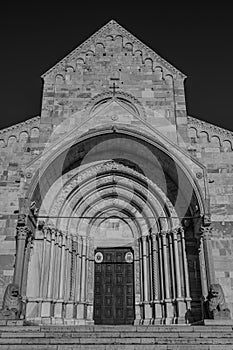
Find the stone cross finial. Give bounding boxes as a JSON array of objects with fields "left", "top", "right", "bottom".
[{"left": 109, "top": 78, "right": 120, "bottom": 95}]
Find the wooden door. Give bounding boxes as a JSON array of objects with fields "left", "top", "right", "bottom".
[{"left": 94, "top": 248, "right": 134, "bottom": 325}]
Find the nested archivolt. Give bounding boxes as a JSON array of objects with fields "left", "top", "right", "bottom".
[{"left": 40, "top": 161, "right": 180, "bottom": 236}]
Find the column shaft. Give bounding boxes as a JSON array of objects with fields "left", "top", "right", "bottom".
[
  {"left": 13, "top": 226, "right": 29, "bottom": 290},
  {"left": 161, "top": 232, "right": 170, "bottom": 299},
  {"left": 180, "top": 227, "right": 191, "bottom": 299},
  {"left": 158, "top": 234, "right": 164, "bottom": 300},
  {"left": 59, "top": 232, "right": 66, "bottom": 299},
  {"left": 201, "top": 226, "right": 215, "bottom": 286},
  {"left": 173, "top": 229, "right": 182, "bottom": 298},
  {"left": 168, "top": 233, "right": 175, "bottom": 299},
  {"left": 47, "top": 229, "right": 55, "bottom": 298},
  {"left": 80, "top": 236, "right": 87, "bottom": 302},
  {"left": 151, "top": 233, "right": 159, "bottom": 300},
  {"left": 39, "top": 229, "right": 47, "bottom": 297},
  {"left": 141, "top": 236, "right": 149, "bottom": 301}
]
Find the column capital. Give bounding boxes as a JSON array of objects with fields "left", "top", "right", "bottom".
[
  {"left": 201, "top": 225, "right": 213, "bottom": 239},
  {"left": 141, "top": 235, "right": 147, "bottom": 241},
  {"left": 160, "top": 230, "right": 168, "bottom": 237},
  {"left": 16, "top": 226, "right": 31, "bottom": 240},
  {"left": 171, "top": 227, "right": 179, "bottom": 236},
  {"left": 17, "top": 214, "right": 27, "bottom": 227},
  {"left": 151, "top": 232, "right": 158, "bottom": 242}
]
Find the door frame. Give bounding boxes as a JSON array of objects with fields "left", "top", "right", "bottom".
[{"left": 93, "top": 247, "right": 135, "bottom": 325}]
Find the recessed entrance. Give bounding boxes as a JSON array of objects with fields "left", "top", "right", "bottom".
[{"left": 93, "top": 247, "right": 135, "bottom": 325}]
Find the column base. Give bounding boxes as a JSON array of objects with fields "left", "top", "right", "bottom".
[{"left": 143, "top": 302, "right": 153, "bottom": 324}]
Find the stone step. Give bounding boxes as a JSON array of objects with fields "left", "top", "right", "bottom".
[{"left": 0, "top": 325, "right": 233, "bottom": 350}]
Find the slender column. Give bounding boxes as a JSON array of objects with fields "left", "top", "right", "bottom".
[
  {"left": 85, "top": 237, "right": 90, "bottom": 302},
  {"left": 53, "top": 231, "right": 60, "bottom": 299},
  {"left": 86, "top": 237, "right": 94, "bottom": 323},
  {"left": 151, "top": 233, "right": 159, "bottom": 300},
  {"left": 199, "top": 235, "right": 208, "bottom": 318},
  {"left": 39, "top": 228, "right": 47, "bottom": 297},
  {"left": 141, "top": 235, "right": 152, "bottom": 324},
  {"left": 53, "top": 231, "right": 64, "bottom": 320},
  {"left": 151, "top": 232, "right": 162, "bottom": 323},
  {"left": 172, "top": 229, "right": 182, "bottom": 298},
  {"left": 70, "top": 238, "right": 76, "bottom": 301},
  {"left": 141, "top": 236, "right": 149, "bottom": 301},
  {"left": 47, "top": 228, "right": 56, "bottom": 298},
  {"left": 168, "top": 232, "right": 175, "bottom": 299},
  {"left": 80, "top": 236, "right": 87, "bottom": 302},
  {"left": 180, "top": 227, "right": 191, "bottom": 299},
  {"left": 201, "top": 225, "right": 215, "bottom": 287},
  {"left": 64, "top": 235, "right": 74, "bottom": 320},
  {"left": 21, "top": 235, "right": 33, "bottom": 298},
  {"left": 199, "top": 236, "right": 208, "bottom": 297},
  {"left": 148, "top": 235, "right": 153, "bottom": 302},
  {"left": 161, "top": 231, "right": 173, "bottom": 324},
  {"left": 75, "top": 236, "right": 82, "bottom": 302},
  {"left": 158, "top": 234, "right": 164, "bottom": 300},
  {"left": 77, "top": 235, "right": 87, "bottom": 321},
  {"left": 41, "top": 227, "right": 54, "bottom": 318},
  {"left": 161, "top": 231, "right": 170, "bottom": 299},
  {"left": 63, "top": 234, "right": 69, "bottom": 301},
  {"left": 58, "top": 231, "right": 66, "bottom": 299},
  {"left": 66, "top": 235, "right": 72, "bottom": 300},
  {"left": 14, "top": 225, "right": 31, "bottom": 292}
]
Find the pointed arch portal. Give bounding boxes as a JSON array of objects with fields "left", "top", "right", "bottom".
[{"left": 18, "top": 128, "right": 207, "bottom": 325}]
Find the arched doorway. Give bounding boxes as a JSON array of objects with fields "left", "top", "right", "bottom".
[{"left": 17, "top": 129, "right": 207, "bottom": 325}]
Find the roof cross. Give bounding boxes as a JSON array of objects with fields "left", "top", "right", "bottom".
[{"left": 109, "top": 78, "right": 120, "bottom": 95}]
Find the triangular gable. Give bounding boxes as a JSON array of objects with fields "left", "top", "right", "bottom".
[{"left": 41, "top": 19, "right": 186, "bottom": 79}]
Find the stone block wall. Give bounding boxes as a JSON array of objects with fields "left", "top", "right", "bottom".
[
  {"left": 187, "top": 116, "right": 233, "bottom": 314},
  {"left": 0, "top": 117, "right": 40, "bottom": 301},
  {"left": 0, "top": 19, "right": 232, "bottom": 316},
  {"left": 40, "top": 20, "right": 189, "bottom": 148}
]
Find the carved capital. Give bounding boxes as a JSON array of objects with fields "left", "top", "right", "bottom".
[
  {"left": 16, "top": 226, "right": 31, "bottom": 240},
  {"left": 37, "top": 220, "right": 45, "bottom": 231},
  {"left": 17, "top": 214, "right": 27, "bottom": 227},
  {"left": 201, "top": 225, "right": 213, "bottom": 239},
  {"left": 203, "top": 214, "right": 211, "bottom": 227},
  {"left": 160, "top": 230, "right": 168, "bottom": 236},
  {"left": 151, "top": 231, "right": 158, "bottom": 241}
]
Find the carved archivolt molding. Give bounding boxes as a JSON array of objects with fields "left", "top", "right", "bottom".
[
  {"left": 84, "top": 90, "right": 147, "bottom": 120},
  {"left": 48, "top": 161, "right": 177, "bottom": 220},
  {"left": 42, "top": 20, "right": 184, "bottom": 80}
]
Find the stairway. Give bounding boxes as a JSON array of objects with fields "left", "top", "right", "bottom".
[{"left": 0, "top": 324, "right": 233, "bottom": 349}]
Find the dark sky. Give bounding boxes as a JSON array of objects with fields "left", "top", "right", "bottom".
[{"left": 1, "top": 3, "right": 233, "bottom": 131}]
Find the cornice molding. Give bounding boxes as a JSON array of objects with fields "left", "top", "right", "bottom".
[
  {"left": 187, "top": 116, "right": 233, "bottom": 141},
  {"left": 0, "top": 116, "right": 40, "bottom": 137},
  {"left": 41, "top": 19, "right": 185, "bottom": 79}
]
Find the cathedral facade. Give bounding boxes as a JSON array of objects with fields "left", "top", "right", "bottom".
[{"left": 0, "top": 20, "right": 233, "bottom": 326}]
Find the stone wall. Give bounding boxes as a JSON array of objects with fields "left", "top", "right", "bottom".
[
  {"left": 0, "top": 19, "right": 233, "bottom": 316},
  {"left": 0, "top": 117, "right": 40, "bottom": 300},
  {"left": 39, "top": 20, "right": 189, "bottom": 148},
  {"left": 187, "top": 117, "right": 233, "bottom": 315}
]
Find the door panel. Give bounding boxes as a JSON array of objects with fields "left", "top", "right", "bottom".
[{"left": 94, "top": 248, "right": 134, "bottom": 325}]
